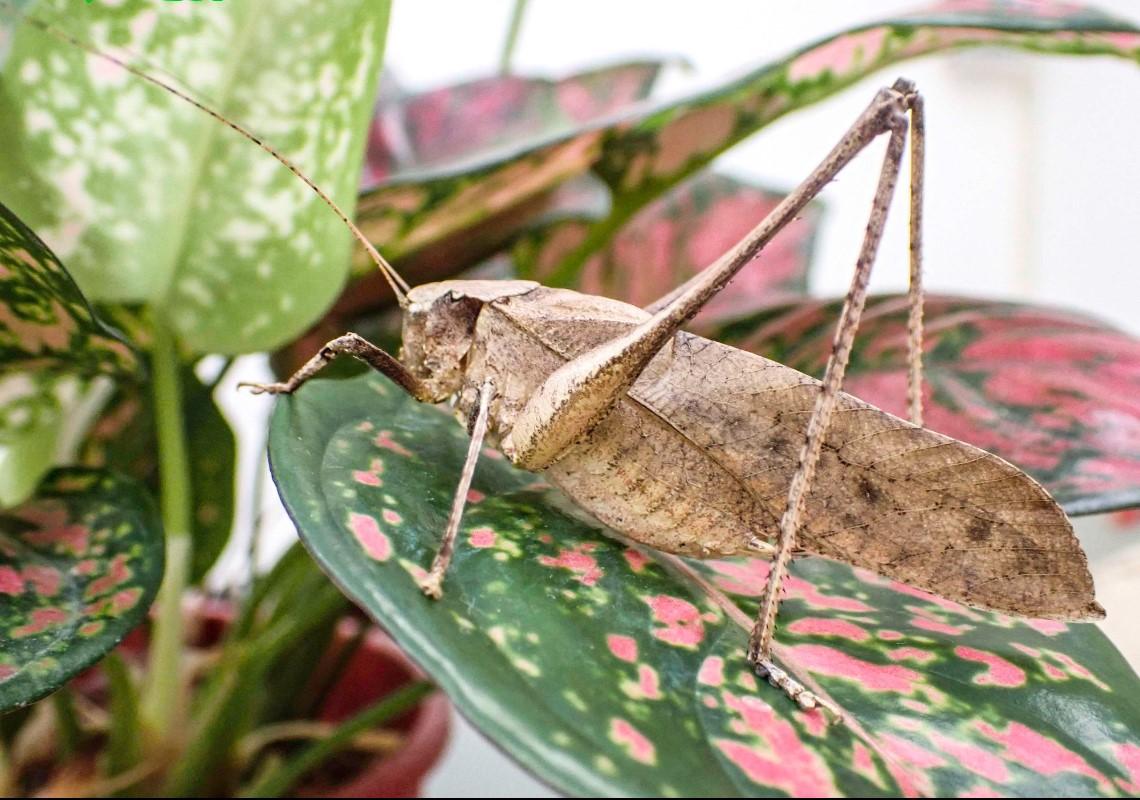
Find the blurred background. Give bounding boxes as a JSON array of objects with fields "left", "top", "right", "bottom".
[{"left": 205, "top": 1, "right": 1139, "bottom": 795}]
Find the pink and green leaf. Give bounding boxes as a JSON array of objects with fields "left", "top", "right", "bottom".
[
  {"left": 350, "top": 60, "right": 667, "bottom": 286},
  {"left": 523, "top": 0, "right": 1140, "bottom": 287},
  {"left": 0, "top": 202, "right": 136, "bottom": 377},
  {"left": 268, "top": 374, "right": 1140, "bottom": 798},
  {"left": 709, "top": 294, "right": 1140, "bottom": 516},
  {"left": 513, "top": 171, "right": 821, "bottom": 324},
  {"left": 352, "top": 0, "right": 1139, "bottom": 302},
  {"left": 362, "top": 60, "right": 667, "bottom": 185},
  {"left": 0, "top": 468, "right": 163, "bottom": 711}
]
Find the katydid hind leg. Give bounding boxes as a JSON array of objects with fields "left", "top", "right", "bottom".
[
  {"left": 749, "top": 87, "right": 920, "bottom": 685},
  {"left": 906, "top": 93, "right": 926, "bottom": 427},
  {"left": 420, "top": 379, "right": 495, "bottom": 599},
  {"left": 238, "top": 332, "right": 432, "bottom": 400},
  {"left": 505, "top": 82, "right": 917, "bottom": 472}
]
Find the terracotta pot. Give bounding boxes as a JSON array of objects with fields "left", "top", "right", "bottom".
[{"left": 86, "top": 597, "right": 450, "bottom": 798}]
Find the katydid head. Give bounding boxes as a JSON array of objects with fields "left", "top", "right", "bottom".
[{"left": 401, "top": 280, "right": 538, "bottom": 401}]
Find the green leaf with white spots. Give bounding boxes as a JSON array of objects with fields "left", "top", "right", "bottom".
[
  {"left": 0, "top": 202, "right": 137, "bottom": 377},
  {"left": 269, "top": 373, "right": 1140, "bottom": 798},
  {"left": 0, "top": 0, "right": 391, "bottom": 354},
  {"left": 0, "top": 1, "right": 35, "bottom": 69},
  {"left": 0, "top": 468, "right": 164, "bottom": 711}
]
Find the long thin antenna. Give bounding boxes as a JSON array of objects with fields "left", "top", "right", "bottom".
[{"left": 8, "top": 7, "right": 412, "bottom": 305}]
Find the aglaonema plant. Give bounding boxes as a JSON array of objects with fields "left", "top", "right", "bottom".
[
  {"left": 270, "top": 376, "right": 1140, "bottom": 797},
  {"left": 3, "top": 0, "right": 1140, "bottom": 797},
  {"left": 0, "top": 2, "right": 440, "bottom": 796},
  {"left": 268, "top": 1, "right": 1140, "bottom": 797}
]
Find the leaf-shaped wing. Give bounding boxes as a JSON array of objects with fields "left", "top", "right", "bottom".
[
  {"left": 709, "top": 295, "right": 1140, "bottom": 516},
  {"left": 490, "top": 288, "right": 1101, "bottom": 620}
]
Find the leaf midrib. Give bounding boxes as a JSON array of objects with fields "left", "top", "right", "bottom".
[{"left": 155, "top": 1, "right": 264, "bottom": 311}]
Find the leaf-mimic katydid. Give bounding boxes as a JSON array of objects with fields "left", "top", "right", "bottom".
[{"left": 17, "top": 12, "right": 1101, "bottom": 713}]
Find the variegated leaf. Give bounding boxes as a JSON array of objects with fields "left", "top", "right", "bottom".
[
  {"left": 350, "top": 0, "right": 1139, "bottom": 302},
  {"left": 363, "top": 60, "right": 666, "bottom": 186},
  {"left": 347, "top": 60, "right": 665, "bottom": 290},
  {"left": 513, "top": 171, "right": 821, "bottom": 324},
  {"left": 0, "top": 0, "right": 391, "bottom": 354},
  {"left": 0, "top": 468, "right": 163, "bottom": 711},
  {"left": 0, "top": 202, "right": 136, "bottom": 377},
  {"left": 709, "top": 295, "right": 1140, "bottom": 517},
  {"left": 521, "top": 0, "right": 1140, "bottom": 286},
  {"left": 269, "top": 374, "right": 1140, "bottom": 798}
]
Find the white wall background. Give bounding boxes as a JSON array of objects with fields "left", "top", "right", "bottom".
[{"left": 221, "top": 2, "right": 1140, "bottom": 796}]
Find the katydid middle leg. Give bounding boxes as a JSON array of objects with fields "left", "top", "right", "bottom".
[{"left": 420, "top": 379, "right": 495, "bottom": 598}]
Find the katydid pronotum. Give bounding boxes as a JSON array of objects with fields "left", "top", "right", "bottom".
[{"left": 31, "top": 17, "right": 1102, "bottom": 713}]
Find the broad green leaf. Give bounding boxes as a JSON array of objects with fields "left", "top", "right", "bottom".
[
  {"left": 709, "top": 295, "right": 1140, "bottom": 517},
  {"left": 0, "top": 0, "right": 391, "bottom": 354},
  {"left": 0, "top": 402, "right": 56, "bottom": 509},
  {"left": 0, "top": 202, "right": 136, "bottom": 377},
  {"left": 269, "top": 374, "right": 1140, "bottom": 798},
  {"left": 513, "top": 171, "right": 821, "bottom": 324},
  {"left": 81, "top": 361, "right": 235, "bottom": 583},
  {"left": 0, "top": 1, "right": 35, "bottom": 69},
  {"left": 0, "top": 468, "right": 164, "bottom": 711},
  {"left": 0, "top": 371, "right": 113, "bottom": 508}
]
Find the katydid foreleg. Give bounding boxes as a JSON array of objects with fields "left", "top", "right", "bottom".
[{"left": 239, "top": 332, "right": 432, "bottom": 401}]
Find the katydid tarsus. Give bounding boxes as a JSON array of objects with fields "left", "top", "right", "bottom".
[{"left": 25, "top": 14, "right": 1103, "bottom": 714}]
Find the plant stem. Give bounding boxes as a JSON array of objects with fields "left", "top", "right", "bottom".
[
  {"left": 51, "top": 689, "right": 82, "bottom": 759},
  {"left": 240, "top": 681, "right": 433, "bottom": 798},
  {"left": 104, "top": 653, "right": 143, "bottom": 778},
  {"left": 0, "top": 738, "right": 12, "bottom": 796},
  {"left": 162, "top": 583, "right": 347, "bottom": 795},
  {"left": 499, "top": 0, "right": 529, "bottom": 75},
  {"left": 140, "top": 317, "right": 193, "bottom": 743}
]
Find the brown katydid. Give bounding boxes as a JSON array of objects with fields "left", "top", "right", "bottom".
[{"left": 37, "top": 18, "right": 1102, "bottom": 712}]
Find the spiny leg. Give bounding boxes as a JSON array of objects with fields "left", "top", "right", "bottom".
[
  {"left": 238, "top": 332, "right": 432, "bottom": 401},
  {"left": 420, "top": 379, "right": 495, "bottom": 599},
  {"left": 505, "top": 81, "right": 918, "bottom": 471},
  {"left": 749, "top": 91, "right": 915, "bottom": 685}
]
